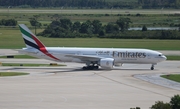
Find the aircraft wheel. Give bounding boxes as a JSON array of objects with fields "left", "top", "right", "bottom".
[
  {"left": 151, "top": 64, "right": 154, "bottom": 70},
  {"left": 83, "top": 66, "right": 87, "bottom": 70},
  {"left": 151, "top": 67, "right": 154, "bottom": 70},
  {"left": 94, "top": 66, "right": 99, "bottom": 70},
  {"left": 82, "top": 66, "right": 99, "bottom": 70},
  {"left": 88, "top": 66, "right": 94, "bottom": 70}
]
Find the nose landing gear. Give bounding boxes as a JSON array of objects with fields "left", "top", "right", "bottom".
[
  {"left": 151, "top": 64, "right": 156, "bottom": 70},
  {"left": 151, "top": 65, "right": 154, "bottom": 70}
]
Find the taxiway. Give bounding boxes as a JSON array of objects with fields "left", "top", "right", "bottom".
[{"left": 0, "top": 58, "right": 179, "bottom": 109}]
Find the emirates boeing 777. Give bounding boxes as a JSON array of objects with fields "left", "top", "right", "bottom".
[{"left": 18, "top": 24, "right": 167, "bottom": 70}]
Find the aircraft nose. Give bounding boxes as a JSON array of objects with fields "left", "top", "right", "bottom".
[{"left": 162, "top": 55, "right": 167, "bottom": 61}]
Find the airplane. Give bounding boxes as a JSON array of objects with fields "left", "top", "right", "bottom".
[{"left": 18, "top": 24, "right": 167, "bottom": 70}]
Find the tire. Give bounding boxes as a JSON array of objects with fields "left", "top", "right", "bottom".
[
  {"left": 83, "top": 67, "right": 87, "bottom": 70},
  {"left": 151, "top": 67, "right": 154, "bottom": 70},
  {"left": 94, "top": 66, "right": 99, "bottom": 70}
]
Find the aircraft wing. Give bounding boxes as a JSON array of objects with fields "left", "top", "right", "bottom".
[
  {"left": 65, "top": 54, "right": 103, "bottom": 62},
  {"left": 51, "top": 52, "right": 103, "bottom": 62}
]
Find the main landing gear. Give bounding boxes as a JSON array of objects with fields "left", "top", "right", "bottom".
[
  {"left": 82, "top": 66, "right": 99, "bottom": 70},
  {"left": 82, "top": 62, "right": 99, "bottom": 70}
]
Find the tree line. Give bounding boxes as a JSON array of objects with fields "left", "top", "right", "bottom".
[
  {"left": 37, "top": 18, "right": 180, "bottom": 39},
  {"left": 131, "top": 94, "right": 180, "bottom": 109},
  {"left": 0, "top": 0, "right": 180, "bottom": 9},
  {"left": 138, "top": 0, "right": 180, "bottom": 8},
  {"left": 0, "top": 0, "right": 131, "bottom": 8},
  {"left": 38, "top": 17, "right": 131, "bottom": 38},
  {"left": 0, "top": 19, "right": 17, "bottom": 26}
]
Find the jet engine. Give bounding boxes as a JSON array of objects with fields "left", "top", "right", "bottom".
[{"left": 99, "top": 58, "right": 114, "bottom": 69}]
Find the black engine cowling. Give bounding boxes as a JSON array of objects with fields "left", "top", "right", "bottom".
[{"left": 99, "top": 58, "right": 114, "bottom": 69}]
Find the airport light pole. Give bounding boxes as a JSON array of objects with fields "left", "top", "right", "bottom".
[{"left": 8, "top": 6, "right": 10, "bottom": 18}]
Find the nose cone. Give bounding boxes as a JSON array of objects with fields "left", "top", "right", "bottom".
[
  {"left": 156, "top": 54, "right": 167, "bottom": 63},
  {"left": 163, "top": 56, "right": 167, "bottom": 61},
  {"left": 162, "top": 55, "right": 167, "bottom": 61}
]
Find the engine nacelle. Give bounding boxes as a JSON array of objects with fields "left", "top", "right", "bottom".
[{"left": 99, "top": 58, "right": 114, "bottom": 69}]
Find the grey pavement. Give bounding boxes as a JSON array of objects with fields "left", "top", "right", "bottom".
[
  {"left": 134, "top": 73, "right": 180, "bottom": 91},
  {"left": 0, "top": 58, "right": 179, "bottom": 109},
  {"left": 0, "top": 49, "right": 20, "bottom": 56}
]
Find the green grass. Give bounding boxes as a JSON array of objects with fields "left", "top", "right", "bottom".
[
  {"left": 0, "top": 72, "right": 29, "bottom": 76},
  {"left": 21, "top": 38, "right": 180, "bottom": 50},
  {"left": 0, "top": 28, "right": 42, "bottom": 48},
  {"left": 166, "top": 56, "right": 180, "bottom": 60},
  {"left": 161, "top": 74, "right": 180, "bottom": 83},
  {"left": 1, "top": 9, "right": 180, "bottom": 29},
  {"left": 1, "top": 63, "right": 65, "bottom": 67},
  {"left": 0, "top": 55, "right": 36, "bottom": 59},
  {"left": 0, "top": 9, "right": 180, "bottom": 50},
  {"left": 1, "top": 9, "right": 180, "bottom": 25},
  {"left": 0, "top": 27, "right": 180, "bottom": 50}
]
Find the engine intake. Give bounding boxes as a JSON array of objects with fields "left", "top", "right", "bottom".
[{"left": 99, "top": 58, "right": 114, "bottom": 69}]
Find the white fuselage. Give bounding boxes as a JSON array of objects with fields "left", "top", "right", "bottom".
[
  {"left": 18, "top": 24, "right": 167, "bottom": 70},
  {"left": 19, "top": 47, "right": 167, "bottom": 65}
]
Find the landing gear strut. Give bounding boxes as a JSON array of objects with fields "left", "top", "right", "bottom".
[
  {"left": 151, "top": 64, "right": 154, "bottom": 70},
  {"left": 82, "top": 66, "right": 99, "bottom": 70}
]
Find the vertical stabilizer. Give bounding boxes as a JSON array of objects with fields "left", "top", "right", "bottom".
[
  {"left": 19, "top": 24, "right": 59, "bottom": 61},
  {"left": 19, "top": 24, "right": 46, "bottom": 50}
]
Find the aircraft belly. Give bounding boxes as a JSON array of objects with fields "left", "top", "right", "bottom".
[
  {"left": 115, "top": 58, "right": 151, "bottom": 64},
  {"left": 53, "top": 55, "right": 70, "bottom": 62}
]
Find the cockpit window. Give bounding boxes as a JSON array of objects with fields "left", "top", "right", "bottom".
[{"left": 158, "top": 54, "right": 162, "bottom": 56}]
